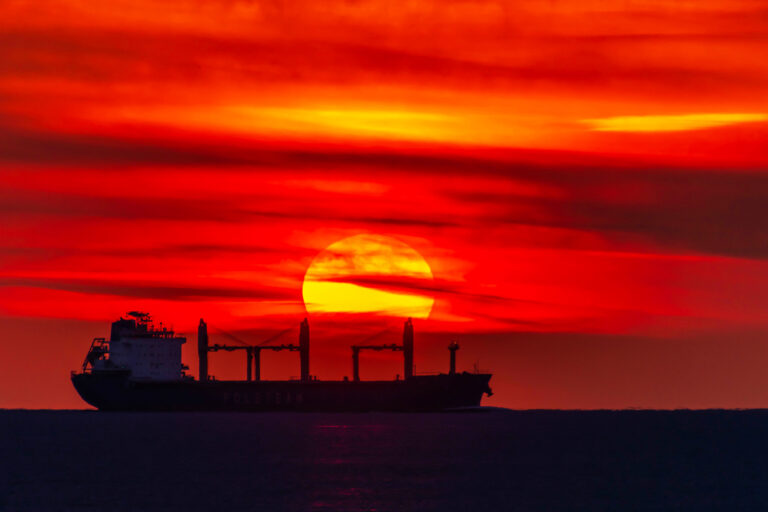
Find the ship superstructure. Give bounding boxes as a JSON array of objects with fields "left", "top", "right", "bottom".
[
  {"left": 81, "top": 312, "right": 187, "bottom": 381},
  {"left": 72, "top": 312, "right": 493, "bottom": 412}
]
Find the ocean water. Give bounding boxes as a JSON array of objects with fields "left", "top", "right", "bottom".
[{"left": 1, "top": 409, "right": 767, "bottom": 511}]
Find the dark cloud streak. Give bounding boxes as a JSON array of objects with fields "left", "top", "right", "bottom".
[
  {"left": 0, "top": 277, "right": 299, "bottom": 302},
  {"left": 321, "top": 275, "right": 548, "bottom": 306}
]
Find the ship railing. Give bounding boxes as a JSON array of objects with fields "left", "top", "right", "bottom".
[{"left": 415, "top": 370, "right": 491, "bottom": 375}]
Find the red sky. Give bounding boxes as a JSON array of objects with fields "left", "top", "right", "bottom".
[{"left": 2, "top": 0, "right": 768, "bottom": 409}]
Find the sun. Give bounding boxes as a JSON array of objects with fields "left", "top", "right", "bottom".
[{"left": 302, "top": 234, "right": 435, "bottom": 318}]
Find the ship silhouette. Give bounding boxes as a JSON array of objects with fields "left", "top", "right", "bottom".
[{"left": 71, "top": 312, "right": 493, "bottom": 412}]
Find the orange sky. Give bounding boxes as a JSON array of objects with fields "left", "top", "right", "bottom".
[{"left": 2, "top": 0, "right": 768, "bottom": 409}]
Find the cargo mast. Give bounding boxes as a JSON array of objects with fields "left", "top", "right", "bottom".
[
  {"left": 403, "top": 317, "right": 414, "bottom": 380},
  {"left": 198, "top": 319, "right": 209, "bottom": 381}
]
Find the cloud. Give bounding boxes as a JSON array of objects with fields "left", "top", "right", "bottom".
[
  {"left": 583, "top": 113, "right": 768, "bottom": 132},
  {"left": 0, "top": 243, "right": 295, "bottom": 260},
  {"left": 0, "top": 186, "right": 462, "bottom": 231},
  {"left": 0, "top": 276, "right": 299, "bottom": 302},
  {"left": 0, "top": 124, "right": 241, "bottom": 166},
  {"left": 445, "top": 164, "right": 768, "bottom": 260},
  {"left": 3, "top": 132, "right": 768, "bottom": 261}
]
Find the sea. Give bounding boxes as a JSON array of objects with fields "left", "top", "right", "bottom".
[{"left": 1, "top": 409, "right": 767, "bottom": 511}]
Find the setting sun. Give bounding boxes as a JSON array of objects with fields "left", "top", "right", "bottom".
[{"left": 302, "top": 234, "right": 434, "bottom": 318}]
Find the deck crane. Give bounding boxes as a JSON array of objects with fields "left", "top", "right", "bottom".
[
  {"left": 199, "top": 320, "right": 310, "bottom": 382},
  {"left": 350, "top": 318, "right": 415, "bottom": 381}
]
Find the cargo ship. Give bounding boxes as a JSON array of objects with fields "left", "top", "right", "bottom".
[{"left": 71, "top": 312, "right": 493, "bottom": 412}]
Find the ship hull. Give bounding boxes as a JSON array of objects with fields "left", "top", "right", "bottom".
[{"left": 71, "top": 371, "right": 492, "bottom": 412}]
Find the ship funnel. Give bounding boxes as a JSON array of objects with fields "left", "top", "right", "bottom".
[
  {"left": 300, "top": 318, "right": 310, "bottom": 381},
  {"left": 403, "top": 318, "right": 414, "bottom": 380},
  {"left": 198, "top": 319, "right": 208, "bottom": 381}
]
